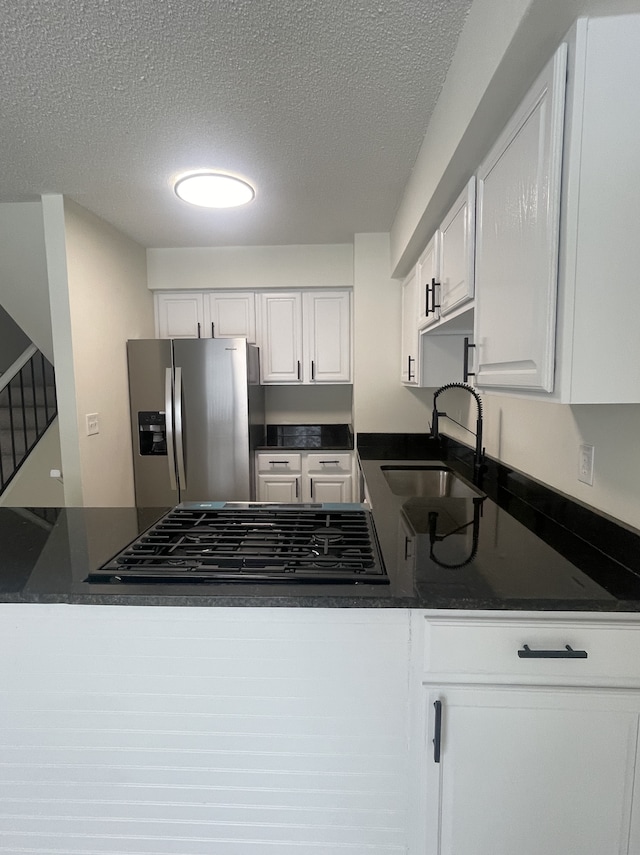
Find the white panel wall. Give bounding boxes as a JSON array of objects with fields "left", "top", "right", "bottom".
[
  {"left": 147, "top": 244, "right": 353, "bottom": 291},
  {"left": 0, "top": 604, "right": 412, "bottom": 855}
]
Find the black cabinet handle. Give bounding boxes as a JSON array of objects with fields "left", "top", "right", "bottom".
[
  {"left": 431, "top": 278, "right": 441, "bottom": 313},
  {"left": 463, "top": 336, "right": 476, "bottom": 382},
  {"left": 197, "top": 322, "right": 201, "bottom": 338},
  {"left": 433, "top": 700, "right": 442, "bottom": 763},
  {"left": 407, "top": 355, "right": 415, "bottom": 382},
  {"left": 211, "top": 322, "right": 215, "bottom": 338},
  {"left": 295, "top": 478, "right": 299, "bottom": 499},
  {"left": 311, "top": 360, "right": 315, "bottom": 380},
  {"left": 425, "top": 282, "right": 430, "bottom": 317},
  {"left": 297, "top": 361, "right": 301, "bottom": 381},
  {"left": 518, "top": 644, "right": 588, "bottom": 659}
]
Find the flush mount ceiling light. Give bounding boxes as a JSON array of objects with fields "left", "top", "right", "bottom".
[{"left": 174, "top": 172, "right": 255, "bottom": 208}]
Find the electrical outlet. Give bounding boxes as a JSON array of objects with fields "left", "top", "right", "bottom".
[
  {"left": 86, "top": 413, "right": 99, "bottom": 436},
  {"left": 578, "top": 443, "right": 594, "bottom": 485}
]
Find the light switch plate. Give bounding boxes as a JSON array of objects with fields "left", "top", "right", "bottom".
[
  {"left": 578, "top": 443, "right": 594, "bottom": 485},
  {"left": 86, "top": 413, "right": 99, "bottom": 436}
]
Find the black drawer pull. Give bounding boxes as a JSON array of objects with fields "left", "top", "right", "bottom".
[
  {"left": 518, "top": 644, "right": 588, "bottom": 659},
  {"left": 433, "top": 700, "right": 442, "bottom": 763}
]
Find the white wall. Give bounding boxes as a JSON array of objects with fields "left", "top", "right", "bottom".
[
  {"left": 147, "top": 244, "right": 353, "bottom": 290},
  {"left": 353, "top": 234, "right": 433, "bottom": 433},
  {"left": 390, "top": 0, "right": 640, "bottom": 529},
  {"left": 0, "top": 201, "right": 53, "bottom": 361},
  {"left": 265, "top": 386, "right": 353, "bottom": 424},
  {"left": 43, "top": 196, "right": 154, "bottom": 507}
]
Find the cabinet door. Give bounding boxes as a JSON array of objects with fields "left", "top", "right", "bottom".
[
  {"left": 206, "top": 291, "right": 256, "bottom": 342},
  {"left": 439, "top": 178, "right": 475, "bottom": 317},
  {"left": 401, "top": 268, "right": 419, "bottom": 385},
  {"left": 417, "top": 235, "right": 440, "bottom": 329},
  {"left": 256, "top": 474, "right": 300, "bottom": 502},
  {"left": 474, "top": 45, "right": 566, "bottom": 391},
  {"left": 258, "top": 292, "right": 303, "bottom": 383},
  {"left": 308, "top": 475, "right": 352, "bottom": 503},
  {"left": 155, "top": 292, "right": 205, "bottom": 338},
  {"left": 303, "top": 291, "right": 351, "bottom": 383},
  {"left": 424, "top": 686, "right": 640, "bottom": 855}
]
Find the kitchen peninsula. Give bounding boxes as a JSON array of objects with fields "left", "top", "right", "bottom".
[{"left": 2, "top": 438, "right": 640, "bottom": 854}]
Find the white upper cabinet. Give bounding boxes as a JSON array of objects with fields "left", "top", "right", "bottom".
[
  {"left": 155, "top": 292, "right": 205, "bottom": 339},
  {"left": 401, "top": 268, "right": 420, "bottom": 385},
  {"left": 439, "top": 177, "right": 476, "bottom": 318},
  {"left": 259, "top": 292, "right": 303, "bottom": 383},
  {"left": 554, "top": 15, "right": 640, "bottom": 403},
  {"left": 474, "top": 14, "right": 640, "bottom": 402},
  {"left": 303, "top": 291, "right": 351, "bottom": 383},
  {"left": 258, "top": 290, "right": 351, "bottom": 384},
  {"left": 417, "top": 234, "right": 440, "bottom": 329},
  {"left": 205, "top": 291, "right": 256, "bottom": 342},
  {"left": 474, "top": 45, "right": 567, "bottom": 392}
]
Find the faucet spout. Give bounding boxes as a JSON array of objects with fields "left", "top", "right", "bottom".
[{"left": 431, "top": 382, "right": 485, "bottom": 486}]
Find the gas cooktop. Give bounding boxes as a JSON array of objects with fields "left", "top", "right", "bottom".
[{"left": 87, "top": 502, "right": 388, "bottom": 585}]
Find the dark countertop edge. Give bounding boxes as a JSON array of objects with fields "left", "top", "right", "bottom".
[{"left": 6, "top": 591, "right": 640, "bottom": 612}]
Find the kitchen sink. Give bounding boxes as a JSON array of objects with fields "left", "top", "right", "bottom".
[{"left": 381, "top": 465, "right": 482, "bottom": 499}]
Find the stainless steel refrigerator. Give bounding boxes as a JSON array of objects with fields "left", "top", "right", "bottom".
[{"left": 127, "top": 338, "right": 264, "bottom": 506}]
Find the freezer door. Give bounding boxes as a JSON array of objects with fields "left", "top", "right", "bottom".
[
  {"left": 127, "top": 339, "right": 178, "bottom": 506},
  {"left": 173, "top": 338, "right": 254, "bottom": 501}
]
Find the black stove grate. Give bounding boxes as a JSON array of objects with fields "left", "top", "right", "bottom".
[{"left": 87, "top": 505, "right": 388, "bottom": 585}]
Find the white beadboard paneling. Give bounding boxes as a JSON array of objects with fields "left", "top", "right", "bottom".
[{"left": 0, "top": 605, "right": 411, "bottom": 855}]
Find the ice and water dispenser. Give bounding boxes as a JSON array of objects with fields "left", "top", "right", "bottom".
[{"left": 138, "top": 411, "right": 167, "bottom": 455}]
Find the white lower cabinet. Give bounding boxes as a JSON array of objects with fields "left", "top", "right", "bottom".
[
  {"left": 416, "top": 614, "right": 640, "bottom": 855},
  {"left": 256, "top": 452, "right": 301, "bottom": 502},
  {"left": 424, "top": 686, "right": 640, "bottom": 855},
  {"left": 256, "top": 450, "right": 354, "bottom": 503}
]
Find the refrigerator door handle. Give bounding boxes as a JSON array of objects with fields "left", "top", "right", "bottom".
[
  {"left": 174, "top": 366, "right": 187, "bottom": 489},
  {"left": 164, "top": 368, "right": 177, "bottom": 491}
]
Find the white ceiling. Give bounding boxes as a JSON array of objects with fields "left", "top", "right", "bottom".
[{"left": 0, "top": 0, "right": 473, "bottom": 248}]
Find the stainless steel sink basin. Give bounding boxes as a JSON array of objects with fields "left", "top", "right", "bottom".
[{"left": 381, "top": 465, "right": 481, "bottom": 499}]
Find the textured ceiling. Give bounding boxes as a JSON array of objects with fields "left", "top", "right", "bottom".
[{"left": 0, "top": 0, "right": 473, "bottom": 248}]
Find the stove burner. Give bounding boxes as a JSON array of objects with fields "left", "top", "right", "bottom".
[
  {"left": 88, "top": 505, "right": 388, "bottom": 585},
  {"left": 311, "top": 526, "right": 344, "bottom": 549}
]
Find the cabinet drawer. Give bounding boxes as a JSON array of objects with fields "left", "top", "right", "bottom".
[
  {"left": 422, "top": 617, "right": 640, "bottom": 687},
  {"left": 306, "top": 452, "right": 352, "bottom": 473},
  {"left": 256, "top": 453, "right": 302, "bottom": 473}
]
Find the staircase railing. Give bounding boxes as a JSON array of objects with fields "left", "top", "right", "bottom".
[{"left": 0, "top": 345, "right": 58, "bottom": 494}]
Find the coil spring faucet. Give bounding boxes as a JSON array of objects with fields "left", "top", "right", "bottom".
[{"left": 431, "top": 382, "right": 485, "bottom": 486}]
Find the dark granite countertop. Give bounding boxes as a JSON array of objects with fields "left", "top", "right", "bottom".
[
  {"left": 359, "top": 458, "right": 640, "bottom": 612},
  {"left": 1, "top": 437, "right": 639, "bottom": 610}
]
